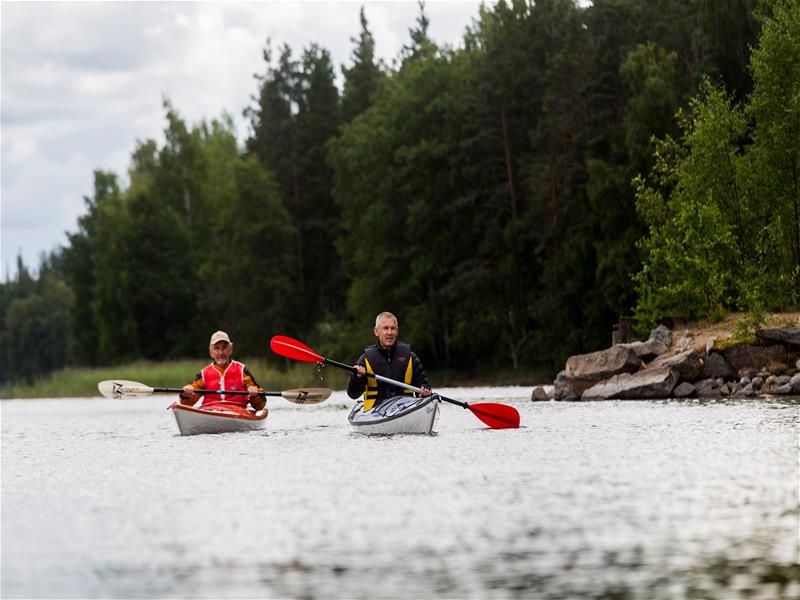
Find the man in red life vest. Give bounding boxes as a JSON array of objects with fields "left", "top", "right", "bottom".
[{"left": 179, "top": 330, "right": 266, "bottom": 410}]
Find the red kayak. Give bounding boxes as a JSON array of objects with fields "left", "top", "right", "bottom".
[{"left": 169, "top": 401, "right": 268, "bottom": 436}]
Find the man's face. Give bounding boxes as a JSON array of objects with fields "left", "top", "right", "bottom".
[
  {"left": 374, "top": 317, "right": 398, "bottom": 349},
  {"left": 209, "top": 341, "right": 233, "bottom": 366}
]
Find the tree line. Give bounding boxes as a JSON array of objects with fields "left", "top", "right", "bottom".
[{"left": 2, "top": 0, "right": 798, "bottom": 384}]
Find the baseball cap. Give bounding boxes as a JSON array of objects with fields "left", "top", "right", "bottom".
[{"left": 209, "top": 330, "right": 232, "bottom": 345}]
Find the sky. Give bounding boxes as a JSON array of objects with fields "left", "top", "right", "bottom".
[{"left": 1, "top": 0, "right": 485, "bottom": 279}]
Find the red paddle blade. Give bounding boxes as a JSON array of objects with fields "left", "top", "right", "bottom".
[
  {"left": 468, "top": 402, "right": 520, "bottom": 429},
  {"left": 270, "top": 335, "right": 325, "bottom": 364}
]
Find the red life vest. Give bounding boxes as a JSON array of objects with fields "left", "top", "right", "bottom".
[{"left": 201, "top": 360, "right": 248, "bottom": 406}]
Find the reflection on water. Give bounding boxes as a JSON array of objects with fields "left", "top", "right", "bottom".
[{"left": 2, "top": 389, "right": 798, "bottom": 599}]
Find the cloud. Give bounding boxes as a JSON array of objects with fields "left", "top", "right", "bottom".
[{"left": 1, "top": 1, "right": 484, "bottom": 278}]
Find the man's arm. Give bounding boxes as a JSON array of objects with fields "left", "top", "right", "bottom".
[
  {"left": 180, "top": 373, "right": 204, "bottom": 405},
  {"left": 243, "top": 367, "right": 266, "bottom": 411},
  {"left": 346, "top": 354, "right": 368, "bottom": 399},
  {"left": 411, "top": 353, "right": 432, "bottom": 396}
]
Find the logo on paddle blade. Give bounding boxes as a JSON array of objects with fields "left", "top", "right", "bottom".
[{"left": 294, "top": 390, "right": 317, "bottom": 404}]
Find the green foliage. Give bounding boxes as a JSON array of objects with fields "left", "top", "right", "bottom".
[
  {"left": 245, "top": 40, "right": 342, "bottom": 330},
  {"left": 634, "top": 2, "right": 800, "bottom": 330},
  {"left": 340, "top": 7, "right": 385, "bottom": 123},
  {"left": 6, "top": 0, "right": 788, "bottom": 388},
  {"left": 0, "top": 257, "right": 73, "bottom": 383}
]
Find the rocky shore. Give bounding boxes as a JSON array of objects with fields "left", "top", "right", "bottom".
[{"left": 533, "top": 314, "right": 800, "bottom": 401}]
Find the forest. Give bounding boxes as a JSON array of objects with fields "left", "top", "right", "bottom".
[{"left": 1, "top": 0, "right": 798, "bottom": 384}]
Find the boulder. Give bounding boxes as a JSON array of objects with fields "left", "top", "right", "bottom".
[
  {"left": 672, "top": 382, "right": 696, "bottom": 397},
  {"left": 565, "top": 345, "right": 643, "bottom": 391},
  {"left": 553, "top": 371, "right": 580, "bottom": 401},
  {"left": 649, "top": 325, "right": 673, "bottom": 348},
  {"left": 722, "top": 345, "right": 793, "bottom": 373},
  {"left": 756, "top": 326, "right": 800, "bottom": 348},
  {"left": 695, "top": 379, "right": 719, "bottom": 397},
  {"left": 650, "top": 349, "right": 704, "bottom": 382},
  {"left": 623, "top": 339, "right": 669, "bottom": 361},
  {"left": 581, "top": 366, "right": 678, "bottom": 400},
  {"left": 700, "top": 353, "right": 736, "bottom": 380},
  {"left": 763, "top": 375, "right": 790, "bottom": 394},
  {"left": 732, "top": 383, "right": 755, "bottom": 397},
  {"left": 789, "top": 373, "right": 800, "bottom": 394},
  {"left": 621, "top": 325, "right": 672, "bottom": 361},
  {"left": 774, "top": 384, "right": 794, "bottom": 395},
  {"left": 531, "top": 386, "right": 550, "bottom": 402}
]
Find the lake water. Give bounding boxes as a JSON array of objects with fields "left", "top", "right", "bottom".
[{"left": 2, "top": 388, "right": 798, "bottom": 599}]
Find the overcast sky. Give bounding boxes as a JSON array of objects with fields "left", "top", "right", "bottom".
[{"left": 1, "top": 1, "right": 484, "bottom": 279}]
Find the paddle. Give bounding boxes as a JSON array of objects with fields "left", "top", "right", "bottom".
[
  {"left": 269, "top": 335, "right": 520, "bottom": 429},
  {"left": 97, "top": 379, "right": 331, "bottom": 405}
]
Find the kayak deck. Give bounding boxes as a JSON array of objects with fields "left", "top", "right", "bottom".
[{"left": 348, "top": 394, "right": 439, "bottom": 435}]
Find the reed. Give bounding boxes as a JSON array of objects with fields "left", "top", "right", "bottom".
[{"left": 0, "top": 358, "right": 345, "bottom": 399}]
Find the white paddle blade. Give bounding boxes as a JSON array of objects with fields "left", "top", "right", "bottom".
[
  {"left": 281, "top": 387, "right": 331, "bottom": 404},
  {"left": 97, "top": 380, "right": 155, "bottom": 399}
]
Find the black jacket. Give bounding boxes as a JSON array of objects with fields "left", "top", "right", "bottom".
[{"left": 346, "top": 342, "right": 429, "bottom": 400}]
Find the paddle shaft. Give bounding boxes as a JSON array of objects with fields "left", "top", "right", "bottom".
[
  {"left": 322, "top": 357, "right": 469, "bottom": 409},
  {"left": 152, "top": 387, "right": 280, "bottom": 398}
]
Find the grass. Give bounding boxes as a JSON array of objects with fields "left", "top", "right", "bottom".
[{"left": 0, "top": 358, "right": 347, "bottom": 399}]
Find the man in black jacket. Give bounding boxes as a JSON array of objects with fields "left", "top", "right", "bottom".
[{"left": 347, "top": 311, "right": 431, "bottom": 406}]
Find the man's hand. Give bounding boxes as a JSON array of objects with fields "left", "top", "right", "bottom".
[
  {"left": 247, "top": 386, "right": 259, "bottom": 397},
  {"left": 354, "top": 365, "right": 366, "bottom": 378},
  {"left": 420, "top": 386, "right": 432, "bottom": 397}
]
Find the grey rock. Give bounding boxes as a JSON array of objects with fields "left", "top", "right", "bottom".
[
  {"left": 774, "top": 384, "right": 793, "bottom": 395},
  {"left": 650, "top": 349, "right": 704, "bottom": 382},
  {"left": 775, "top": 375, "right": 791, "bottom": 386},
  {"left": 739, "top": 376, "right": 751, "bottom": 385},
  {"left": 722, "top": 345, "right": 790, "bottom": 373},
  {"left": 701, "top": 353, "right": 737, "bottom": 380},
  {"left": 796, "top": 358, "right": 800, "bottom": 371},
  {"left": 553, "top": 371, "right": 579, "bottom": 401},
  {"left": 531, "top": 386, "right": 550, "bottom": 402},
  {"left": 695, "top": 379, "right": 719, "bottom": 397},
  {"left": 622, "top": 338, "right": 669, "bottom": 361},
  {"left": 756, "top": 326, "right": 800, "bottom": 348},
  {"left": 751, "top": 376, "right": 763, "bottom": 390},
  {"left": 732, "top": 383, "right": 755, "bottom": 397},
  {"left": 649, "top": 325, "right": 673, "bottom": 348},
  {"left": 672, "top": 382, "right": 696, "bottom": 397},
  {"left": 619, "top": 325, "right": 674, "bottom": 362},
  {"left": 582, "top": 367, "right": 678, "bottom": 400},
  {"left": 565, "top": 346, "right": 643, "bottom": 392},
  {"left": 790, "top": 373, "right": 800, "bottom": 394}
]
